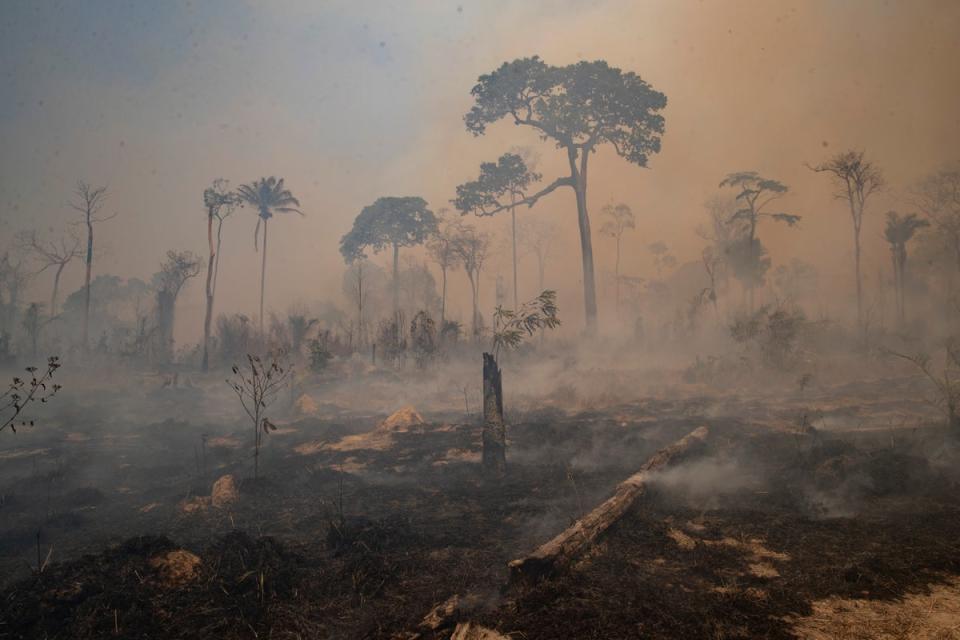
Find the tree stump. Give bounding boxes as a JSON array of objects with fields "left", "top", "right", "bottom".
[{"left": 482, "top": 352, "right": 506, "bottom": 477}]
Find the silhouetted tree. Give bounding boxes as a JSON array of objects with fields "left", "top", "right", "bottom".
[
  {"left": 201, "top": 179, "right": 241, "bottom": 371},
  {"left": 342, "top": 258, "right": 386, "bottom": 348},
  {"left": 464, "top": 57, "right": 667, "bottom": 333},
  {"left": 237, "top": 177, "right": 302, "bottom": 333},
  {"left": 809, "top": 150, "right": 884, "bottom": 332},
  {"left": 426, "top": 213, "right": 462, "bottom": 323},
  {"left": 884, "top": 211, "right": 929, "bottom": 326},
  {"left": 719, "top": 172, "right": 799, "bottom": 310},
  {"left": 68, "top": 182, "right": 113, "bottom": 352},
  {"left": 17, "top": 230, "right": 82, "bottom": 318},
  {"left": 154, "top": 250, "right": 202, "bottom": 364},
  {"left": 517, "top": 217, "right": 558, "bottom": 294},
  {"left": 340, "top": 196, "right": 437, "bottom": 318},
  {"left": 453, "top": 152, "right": 541, "bottom": 310},
  {"left": 599, "top": 203, "right": 635, "bottom": 315},
  {"left": 647, "top": 241, "right": 676, "bottom": 277},
  {"left": 914, "top": 166, "right": 960, "bottom": 276},
  {"left": 450, "top": 220, "right": 491, "bottom": 338}
]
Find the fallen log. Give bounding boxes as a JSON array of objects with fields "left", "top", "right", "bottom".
[{"left": 508, "top": 425, "right": 709, "bottom": 584}]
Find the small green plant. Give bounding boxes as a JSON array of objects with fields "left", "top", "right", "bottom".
[
  {"left": 491, "top": 290, "right": 561, "bottom": 359},
  {"left": 1, "top": 357, "right": 62, "bottom": 434},
  {"left": 227, "top": 352, "right": 291, "bottom": 479}
]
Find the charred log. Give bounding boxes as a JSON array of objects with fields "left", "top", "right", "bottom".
[{"left": 508, "top": 426, "right": 709, "bottom": 584}]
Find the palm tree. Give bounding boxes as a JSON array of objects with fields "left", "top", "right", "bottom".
[{"left": 237, "top": 177, "right": 302, "bottom": 332}]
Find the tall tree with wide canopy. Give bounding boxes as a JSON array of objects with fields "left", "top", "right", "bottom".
[
  {"left": 809, "top": 150, "right": 884, "bottom": 333},
  {"left": 599, "top": 203, "right": 635, "bottom": 314},
  {"left": 237, "top": 177, "right": 302, "bottom": 333},
  {"left": 201, "top": 179, "right": 240, "bottom": 371},
  {"left": 340, "top": 196, "right": 437, "bottom": 318},
  {"left": 718, "top": 171, "right": 799, "bottom": 311},
  {"left": 453, "top": 152, "right": 541, "bottom": 310},
  {"left": 884, "top": 211, "right": 929, "bottom": 326},
  {"left": 464, "top": 56, "right": 667, "bottom": 333}
]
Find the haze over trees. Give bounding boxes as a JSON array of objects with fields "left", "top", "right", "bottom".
[
  {"left": 884, "top": 211, "right": 929, "bottom": 327},
  {"left": 463, "top": 56, "right": 667, "bottom": 333},
  {"left": 340, "top": 196, "right": 438, "bottom": 319},
  {"left": 599, "top": 203, "right": 635, "bottom": 315},
  {"left": 453, "top": 152, "right": 541, "bottom": 310},
  {"left": 718, "top": 172, "right": 799, "bottom": 311}
]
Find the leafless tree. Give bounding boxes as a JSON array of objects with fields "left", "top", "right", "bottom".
[
  {"left": 517, "top": 217, "right": 559, "bottom": 294},
  {"left": 68, "top": 182, "right": 114, "bottom": 352},
  {"left": 426, "top": 212, "right": 462, "bottom": 323},
  {"left": 16, "top": 230, "right": 82, "bottom": 318},
  {"left": 451, "top": 220, "right": 492, "bottom": 338},
  {"left": 599, "top": 203, "right": 636, "bottom": 315},
  {"left": 808, "top": 150, "right": 884, "bottom": 332}
]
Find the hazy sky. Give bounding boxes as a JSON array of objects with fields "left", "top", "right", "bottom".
[{"left": 1, "top": 0, "right": 959, "bottom": 338}]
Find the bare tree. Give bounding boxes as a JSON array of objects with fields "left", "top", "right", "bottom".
[
  {"left": 599, "top": 203, "right": 636, "bottom": 314},
  {"left": 517, "top": 217, "right": 558, "bottom": 294},
  {"left": 17, "top": 231, "right": 82, "bottom": 317},
  {"left": 68, "top": 182, "right": 114, "bottom": 352},
  {"left": 808, "top": 150, "right": 884, "bottom": 332},
  {"left": 426, "top": 212, "right": 462, "bottom": 324},
  {"left": 450, "top": 220, "right": 492, "bottom": 338}
]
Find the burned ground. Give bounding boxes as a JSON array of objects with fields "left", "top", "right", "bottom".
[{"left": 1, "top": 367, "right": 959, "bottom": 639}]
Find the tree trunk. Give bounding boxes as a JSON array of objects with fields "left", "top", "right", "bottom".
[
  {"left": 202, "top": 210, "right": 216, "bottom": 371},
  {"left": 567, "top": 147, "right": 598, "bottom": 334},
  {"left": 511, "top": 196, "right": 518, "bottom": 311},
  {"left": 615, "top": 234, "right": 621, "bottom": 316},
  {"left": 156, "top": 289, "right": 176, "bottom": 365},
  {"left": 854, "top": 229, "right": 863, "bottom": 333},
  {"left": 574, "top": 184, "right": 597, "bottom": 334},
  {"left": 82, "top": 218, "right": 93, "bottom": 352},
  {"left": 440, "top": 265, "right": 447, "bottom": 324},
  {"left": 509, "top": 426, "right": 709, "bottom": 584},
  {"left": 890, "top": 249, "right": 901, "bottom": 328},
  {"left": 482, "top": 352, "right": 505, "bottom": 477},
  {"left": 466, "top": 272, "right": 479, "bottom": 338},
  {"left": 259, "top": 219, "right": 268, "bottom": 334},
  {"left": 51, "top": 263, "right": 65, "bottom": 319},
  {"left": 392, "top": 243, "right": 400, "bottom": 320},
  {"left": 357, "top": 263, "right": 365, "bottom": 349}
]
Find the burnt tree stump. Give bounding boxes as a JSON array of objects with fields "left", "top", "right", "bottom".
[{"left": 482, "top": 352, "right": 506, "bottom": 476}]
